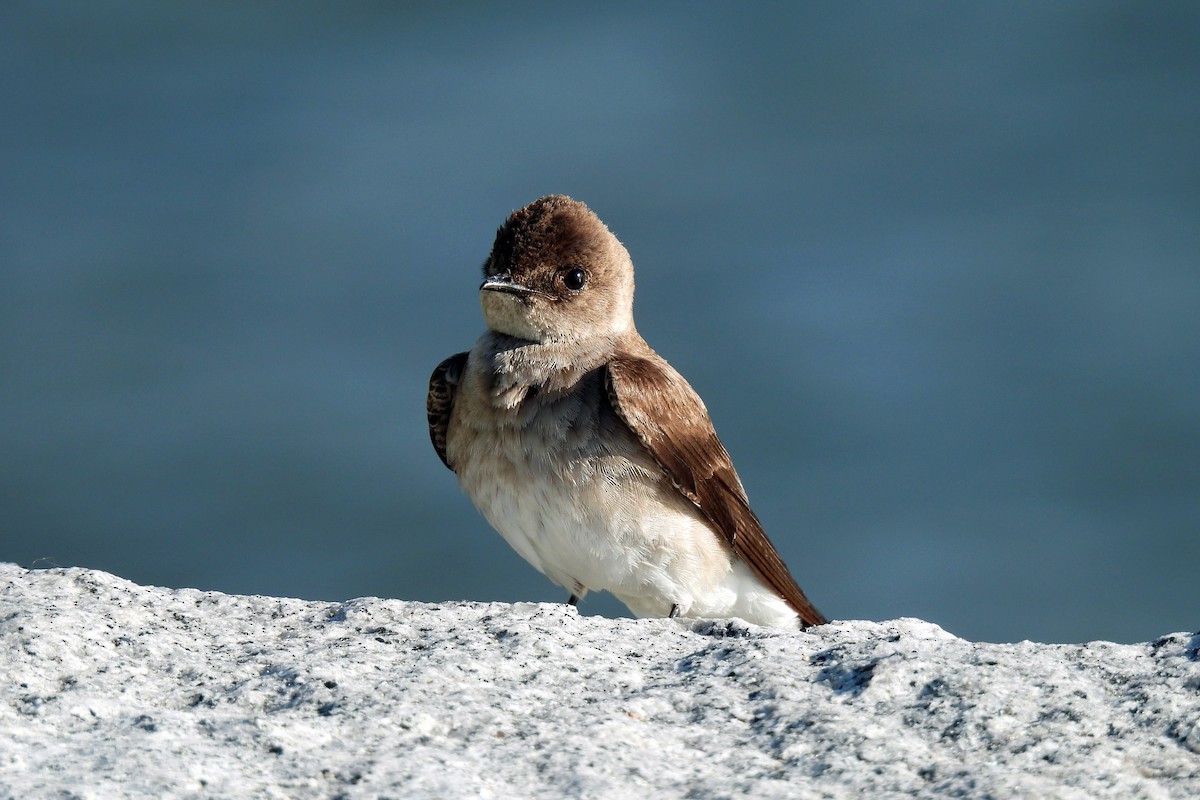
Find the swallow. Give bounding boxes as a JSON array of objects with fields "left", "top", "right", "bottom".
[{"left": 428, "top": 195, "right": 825, "bottom": 628}]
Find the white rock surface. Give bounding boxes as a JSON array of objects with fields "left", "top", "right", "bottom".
[{"left": 2, "top": 564, "right": 1197, "bottom": 799}]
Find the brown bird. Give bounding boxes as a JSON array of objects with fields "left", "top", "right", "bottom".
[{"left": 427, "top": 195, "right": 825, "bottom": 628}]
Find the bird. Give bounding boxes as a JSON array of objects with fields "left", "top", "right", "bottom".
[{"left": 427, "top": 195, "right": 826, "bottom": 628}]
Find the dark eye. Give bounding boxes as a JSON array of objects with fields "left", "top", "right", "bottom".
[{"left": 561, "top": 267, "right": 587, "bottom": 292}]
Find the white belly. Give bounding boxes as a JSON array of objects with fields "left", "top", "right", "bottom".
[{"left": 451, "top": 412, "right": 798, "bottom": 627}]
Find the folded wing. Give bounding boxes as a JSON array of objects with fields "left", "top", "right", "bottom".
[
  {"left": 605, "top": 353, "right": 826, "bottom": 628},
  {"left": 427, "top": 352, "right": 469, "bottom": 471}
]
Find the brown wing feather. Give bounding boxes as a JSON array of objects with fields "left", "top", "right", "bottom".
[
  {"left": 605, "top": 354, "right": 827, "bottom": 628},
  {"left": 427, "top": 353, "right": 468, "bottom": 471}
]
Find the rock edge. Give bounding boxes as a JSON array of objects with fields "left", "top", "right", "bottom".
[{"left": 2, "top": 564, "right": 1197, "bottom": 799}]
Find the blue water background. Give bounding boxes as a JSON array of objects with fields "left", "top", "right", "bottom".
[{"left": 3, "top": 2, "right": 1198, "bottom": 643}]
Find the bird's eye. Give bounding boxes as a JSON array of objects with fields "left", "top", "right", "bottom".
[{"left": 562, "top": 267, "right": 587, "bottom": 292}]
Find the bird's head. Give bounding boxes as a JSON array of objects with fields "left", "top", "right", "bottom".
[{"left": 479, "top": 195, "right": 635, "bottom": 343}]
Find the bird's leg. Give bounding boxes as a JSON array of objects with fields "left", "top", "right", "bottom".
[
  {"left": 567, "top": 594, "right": 580, "bottom": 606},
  {"left": 669, "top": 604, "right": 681, "bottom": 618}
]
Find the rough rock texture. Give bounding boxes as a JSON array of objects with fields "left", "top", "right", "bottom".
[{"left": 2, "top": 564, "right": 1198, "bottom": 799}]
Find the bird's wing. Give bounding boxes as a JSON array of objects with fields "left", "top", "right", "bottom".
[
  {"left": 605, "top": 353, "right": 826, "bottom": 627},
  {"left": 427, "top": 352, "right": 469, "bottom": 471}
]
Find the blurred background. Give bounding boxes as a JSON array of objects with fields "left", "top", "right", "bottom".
[{"left": 3, "top": 2, "right": 1197, "bottom": 644}]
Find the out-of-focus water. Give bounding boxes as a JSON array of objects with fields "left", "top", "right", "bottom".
[{"left": 3, "top": 2, "right": 1197, "bottom": 643}]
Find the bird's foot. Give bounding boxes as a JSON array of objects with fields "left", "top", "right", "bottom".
[{"left": 668, "top": 604, "right": 681, "bottom": 618}]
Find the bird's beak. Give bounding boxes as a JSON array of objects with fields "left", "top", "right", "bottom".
[{"left": 480, "top": 274, "right": 536, "bottom": 297}]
